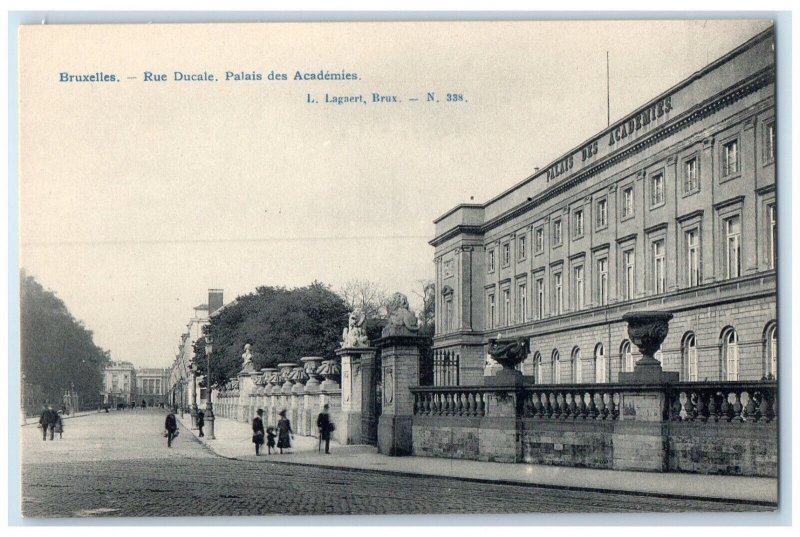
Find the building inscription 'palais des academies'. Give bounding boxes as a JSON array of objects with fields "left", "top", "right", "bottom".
[{"left": 430, "top": 28, "right": 776, "bottom": 387}]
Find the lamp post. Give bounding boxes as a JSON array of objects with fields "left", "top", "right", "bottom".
[
  {"left": 204, "top": 333, "right": 216, "bottom": 439},
  {"left": 190, "top": 362, "right": 199, "bottom": 428}
]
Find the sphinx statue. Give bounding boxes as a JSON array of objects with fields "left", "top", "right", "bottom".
[
  {"left": 341, "top": 308, "right": 370, "bottom": 348},
  {"left": 381, "top": 292, "right": 420, "bottom": 337}
]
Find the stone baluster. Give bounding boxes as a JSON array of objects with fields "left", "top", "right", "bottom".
[
  {"left": 695, "top": 391, "right": 707, "bottom": 422},
  {"left": 720, "top": 392, "right": 733, "bottom": 422},
  {"left": 596, "top": 390, "right": 607, "bottom": 420},
  {"left": 744, "top": 391, "right": 757, "bottom": 423},
  {"left": 707, "top": 390, "right": 719, "bottom": 422},
  {"left": 587, "top": 392, "right": 598, "bottom": 420},
  {"left": 758, "top": 391, "right": 770, "bottom": 423},
  {"left": 577, "top": 392, "right": 587, "bottom": 419},
  {"left": 684, "top": 391, "right": 696, "bottom": 421},
  {"left": 477, "top": 392, "right": 486, "bottom": 417},
  {"left": 567, "top": 392, "right": 577, "bottom": 420},
  {"left": 733, "top": 392, "right": 744, "bottom": 423}
]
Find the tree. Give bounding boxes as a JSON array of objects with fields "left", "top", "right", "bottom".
[
  {"left": 20, "top": 270, "right": 109, "bottom": 408},
  {"left": 206, "top": 282, "right": 350, "bottom": 384},
  {"left": 415, "top": 280, "right": 436, "bottom": 337},
  {"left": 337, "top": 279, "right": 391, "bottom": 342}
]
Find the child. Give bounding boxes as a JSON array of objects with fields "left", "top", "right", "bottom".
[{"left": 266, "top": 426, "right": 276, "bottom": 455}]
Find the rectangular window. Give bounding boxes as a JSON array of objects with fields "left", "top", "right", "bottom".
[
  {"left": 768, "top": 203, "right": 777, "bottom": 270},
  {"left": 686, "top": 229, "right": 700, "bottom": 287},
  {"left": 573, "top": 209, "right": 584, "bottom": 238},
  {"left": 502, "top": 243, "right": 510, "bottom": 266},
  {"left": 487, "top": 249, "right": 495, "bottom": 272},
  {"left": 573, "top": 265, "right": 584, "bottom": 310},
  {"left": 502, "top": 289, "right": 510, "bottom": 326},
  {"left": 597, "top": 257, "right": 608, "bottom": 305},
  {"left": 552, "top": 219, "right": 562, "bottom": 246},
  {"left": 765, "top": 120, "right": 775, "bottom": 163},
  {"left": 518, "top": 236, "right": 526, "bottom": 260},
  {"left": 535, "top": 278, "right": 545, "bottom": 319},
  {"left": 518, "top": 284, "right": 527, "bottom": 323},
  {"left": 684, "top": 157, "right": 698, "bottom": 193},
  {"left": 722, "top": 139, "right": 739, "bottom": 177},
  {"left": 725, "top": 215, "right": 741, "bottom": 278},
  {"left": 487, "top": 294, "right": 495, "bottom": 329},
  {"left": 553, "top": 272, "right": 563, "bottom": 315},
  {"left": 622, "top": 186, "right": 634, "bottom": 218},
  {"left": 623, "top": 249, "right": 635, "bottom": 300},
  {"left": 651, "top": 172, "right": 665, "bottom": 207},
  {"left": 534, "top": 227, "right": 544, "bottom": 253},
  {"left": 596, "top": 198, "right": 608, "bottom": 229},
  {"left": 652, "top": 240, "right": 666, "bottom": 294}
]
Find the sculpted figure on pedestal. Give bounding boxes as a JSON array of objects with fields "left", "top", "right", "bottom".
[
  {"left": 381, "top": 292, "right": 419, "bottom": 337},
  {"left": 241, "top": 343, "right": 255, "bottom": 372},
  {"left": 341, "top": 308, "right": 370, "bottom": 348}
]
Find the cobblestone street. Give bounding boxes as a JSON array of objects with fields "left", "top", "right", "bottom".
[{"left": 20, "top": 411, "right": 772, "bottom": 518}]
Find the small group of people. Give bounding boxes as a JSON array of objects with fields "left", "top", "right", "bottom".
[
  {"left": 251, "top": 405, "right": 335, "bottom": 456},
  {"left": 38, "top": 403, "right": 64, "bottom": 441}
]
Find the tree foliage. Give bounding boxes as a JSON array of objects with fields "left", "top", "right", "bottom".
[
  {"left": 20, "top": 270, "right": 109, "bottom": 407},
  {"left": 206, "top": 282, "right": 350, "bottom": 385}
]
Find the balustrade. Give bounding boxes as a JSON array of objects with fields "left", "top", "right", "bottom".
[
  {"left": 412, "top": 388, "right": 487, "bottom": 417},
  {"left": 668, "top": 381, "right": 776, "bottom": 423}
]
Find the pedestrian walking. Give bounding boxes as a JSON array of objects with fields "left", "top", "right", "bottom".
[
  {"left": 164, "top": 409, "right": 178, "bottom": 448},
  {"left": 54, "top": 410, "right": 64, "bottom": 439},
  {"left": 38, "top": 403, "right": 56, "bottom": 441},
  {"left": 276, "top": 409, "right": 293, "bottom": 454},
  {"left": 266, "top": 426, "right": 276, "bottom": 454},
  {"left": 196, "top": 410, "right": 205, "bottom": 437},
  {"left": 252, "top": 409, "right": 265, "bottom": 456},
  {"left": 316, "top": 403, "right": 335, "bottom": 454}
]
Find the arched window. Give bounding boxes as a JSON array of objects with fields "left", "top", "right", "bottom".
[
  {"left": 552, "top": 350, "right": 561, "bottom": 384},
  {"left": 572, "top": 347, "right": 581, "bottom": 383},
  {"left": 620, "top": 340, "right": 634, "bottom": 373},
  {"left": 721, "top": 327, "right": 739, "bottom": 381},
  {"left": 594, "top": 343, "right": 607, "bottom": 383},
  {"left": 764, "top": 322, "right": 777, "bottom": 379},
  {"left": 682, "top": 333, "right": 698, "bottom": 381},
  {"left": 534, "top": 352, "right": 543, "bottom": 384}
]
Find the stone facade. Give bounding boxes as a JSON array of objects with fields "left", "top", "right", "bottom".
[{"left": 429, "top": 28, "right": 777, "bottom": 387}]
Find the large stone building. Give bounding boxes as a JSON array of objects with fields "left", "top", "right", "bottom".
[
  {"left": 134, "top": 368, "right": 170, "bottom": 406},
  {"left": 167, "top": 289, "right": 224, "bottom": 410},
  {"left": 430, "top": 28, "right": 777, "bottom": 387},
  {"left": 101, "top": 361, "right": 136, "bottom": 406}
]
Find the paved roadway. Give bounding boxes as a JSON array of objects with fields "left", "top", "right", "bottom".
[{"left": 20, "top": 411, "right": 772, "bottom": 518}]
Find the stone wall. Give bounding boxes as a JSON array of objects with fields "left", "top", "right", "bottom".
[{"left": 411, "top": 381, "right": 777, "bottom": 477}]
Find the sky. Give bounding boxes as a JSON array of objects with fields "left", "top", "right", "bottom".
[{"left": 17, "top": 19, "right": 772, "bottom": 368}]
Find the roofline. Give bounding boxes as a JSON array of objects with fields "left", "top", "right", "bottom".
[
  {"left": 438, "top": 25, "right": 774, "bottom": 219},
  {"left": 432, "top": 203, "right": 483, "bottom": 225}
]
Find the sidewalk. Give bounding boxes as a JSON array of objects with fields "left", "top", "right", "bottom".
[
  {"left": 22, "top": 409, "right": 101, "bottom": 426},
  {"left": 176, "top": 414, "right": 777, "bottom": 505}
]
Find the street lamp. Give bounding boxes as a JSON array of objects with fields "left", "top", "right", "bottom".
[{"left": 204, "top": 333, "right": 216, "bottom": 439}]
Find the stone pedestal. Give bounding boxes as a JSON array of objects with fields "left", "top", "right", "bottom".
[
  {"left": 361, "top": 351, "right": 378, "bottom": 445},
  {"left": 237, "top": 373, "right": 255, "bottom": 423},
  {"left": 376, "top": 336, "right": 423, "bottom": 456},
  {"left": 336, "top": 347, "right": 374, "bottom": 445},
  {"left": 613, "top": 389, "right": 670, "bottom": 472}
]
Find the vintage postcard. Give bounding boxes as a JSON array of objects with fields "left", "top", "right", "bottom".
[{"left": 15, "top": 18, "right": 780, "bottom": 520}]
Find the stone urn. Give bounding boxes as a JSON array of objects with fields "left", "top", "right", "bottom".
[
  {"left": 317, "top": 358, "right": 341, "bottom": 391},
  {"left": 289, "top": 366, "right": 309, "bottom": 394},
  {"left": 620, "top": 311, "right": 679, "bottom": 383},
  {"left": 301, "top": 356, "right": 323, "bottom": 392},
  {"left": 264, "top": 369, "right": 281, "bottom": 395},
  {"left": 277, "top": 362, "right": 297, "bottom": 394},
  {"left": 485, "top": 337, "right": 528, "bottom": 386}
]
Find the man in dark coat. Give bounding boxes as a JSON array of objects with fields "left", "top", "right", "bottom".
[
  {"left": 252, "top": 409, "right": 265, "bottom": 456},
  {"left": 196, "top": 410, "right": 205, "bottom": 437},
  {"left": 316, "top": 404, "right": 334, "bottom": 454},
  {"left": 39, "top": 403, "right": 57, "bottom": 441},
  {"left": 164, "top": 410, "right": 178, "bottom": 448}
]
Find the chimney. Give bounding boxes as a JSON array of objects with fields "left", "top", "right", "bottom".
[{"left": 208, "top": 289, "right": 223, "bottom": 314}]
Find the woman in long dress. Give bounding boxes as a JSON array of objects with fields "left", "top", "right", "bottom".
[{"left": 276, "top": 409, "right": 293, "bottom": 454}]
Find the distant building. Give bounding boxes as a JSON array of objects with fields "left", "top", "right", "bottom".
[
  {"left": 167, "top": 289, "right": 224, "bottom": 410},
  {"left": 101, "top": 361, "right": 136, "bottom": 406},
  {"left": 135, "top": 368, "right": 170, "bottom": 406},
  {"left": 430, "top": 28, "right": 777, "bottom": 386}
]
